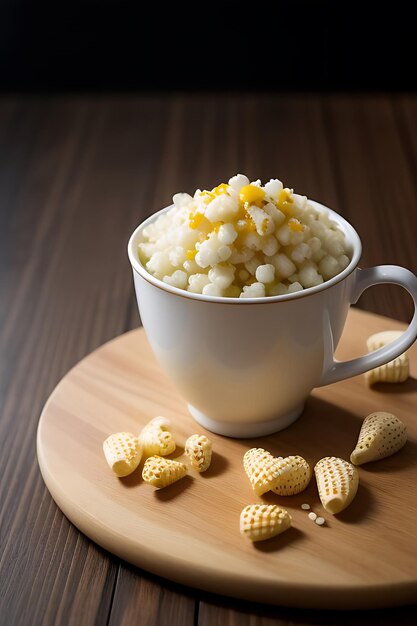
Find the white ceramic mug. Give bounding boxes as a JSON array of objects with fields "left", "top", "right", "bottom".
[{"left": 128, "top": 201, "right": 417, "bottom": 438}]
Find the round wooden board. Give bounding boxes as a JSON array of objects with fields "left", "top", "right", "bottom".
[{"left": 37, "top": 308, "right": 417, "bottom": 609}]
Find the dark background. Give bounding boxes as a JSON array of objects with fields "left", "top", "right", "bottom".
[{"left": 1, "top": 0, "right": 417, "bottom": 92}]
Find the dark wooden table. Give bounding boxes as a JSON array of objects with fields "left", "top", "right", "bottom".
[{"left": 1, "top": 94, "right": 416, "bottom": 625}]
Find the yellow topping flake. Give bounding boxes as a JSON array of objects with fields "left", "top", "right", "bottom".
[
  {"left": 288, "top": 218, "right": 304, "bottom": 232},
  {"left": 277, "top": 188, "right": 295, "bottom": 216},
  {"left": 239, "top": 184, "right": 265, "bottom": 207},
  {"left": 189, "top": 212, "right": 210, "bottom": 230},
  {"left": 211, "top": 183, "right": 229, "bottom": 196},
  {"left": 186, "top": 249, "right": 197, "bottom": 260}
]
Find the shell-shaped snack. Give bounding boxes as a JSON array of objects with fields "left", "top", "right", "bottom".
[
  {"left": 271, "top": 455, "right": 312, "bottom": 496},
  {"left": 350, "top": 411, "right": 407, "bottom": 465},
  {"left": 185, "top": 434, "right": 212, "bottom": 472},
  {"left": 243, "top": 448, "right": 284, "bottom": 496},
  {"left": 240, "top": 504, "right": 292, "bottom": 542},
  {"left": 142, "top": 456, "right": 187, "bottom": 488},
  {"left": 140, "top": 416, "right": 176, "bottom": 457},
  {"left": 103, "top": 432, "right": 142, "bottom": 477},
  {"left": 365, "top": 330, "right": 409, "bottom": 386},
  {"left": 314, "top": 457, "right": 358, "bottom": 514}
]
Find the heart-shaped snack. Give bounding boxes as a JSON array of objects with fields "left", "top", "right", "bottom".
[{"left": 243, "top": 448, "right": 284, "bottom": 496}]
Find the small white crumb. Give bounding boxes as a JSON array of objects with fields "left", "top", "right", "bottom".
[
  {"left": 308, "top": 512, "right": 317, "bottom": 521},
  {"left": 315, "top": 517, "right": 326, "bottom": 526},
  {"left": 301, "top": 503, "right": 310, "bottom": 510}
]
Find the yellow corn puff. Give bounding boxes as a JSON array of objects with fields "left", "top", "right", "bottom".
[
  {"left": 314, "top": 457, "right": 358, "bottom": 514},
  {"left": 185, "top": 434, "right": 212, "bottom": 472},
  {"left": 142, "top": 455, "right": 187, "bottom": 488},
  {"left": 365, "top": 330, "right": 409, "bottom": 386},
  {"left": 350, "top": 411, "right": 407, "bottom": 465},
  {"left": 103, "top": 432, "right": 142, "bottom": 477},
  {"left": 243, "top": 448, "right": 283, "bottom": 496},
  {"left": 140, "top": 416, "right": 176, "bottom": 457},
  {"left": 240, "top": 504, "right": 291, "bottom": 542},
  {"left": 271, "top": 455, "right": 312, "bottom": 496}
]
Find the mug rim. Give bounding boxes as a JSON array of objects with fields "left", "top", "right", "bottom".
[{"left": 127, "top": 200, "right": 362, "bottom": 304}]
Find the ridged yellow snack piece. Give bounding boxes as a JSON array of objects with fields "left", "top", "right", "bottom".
[
  {"left": 365, "top": 330, "right": 409, "bottom": 386},
  {"left": 314, "top": 457, "right": 359, "bottom": 514},
  {"left": 243, "top": 448, "right": 283, "bottom": 496},
  {"left": 350, "top": 411, "right": 407, "bottom": 465},
  {"left": 185, "top": 434, "right": 212, "bottom": 472},
  {"left": 103, "top": 432, "right": 142, "bottom": 477},
  {"left": 240, "top": 504, "right": 291, "bottom": 542},
  {"left": 139, "top": 417, "right": 176, "bottom": 457},
  {"left": 271, "top": 455, "right": 312, "bottom": 496},
  {"left": 142, "top": 456, "right": 187, "bottom": 488}
]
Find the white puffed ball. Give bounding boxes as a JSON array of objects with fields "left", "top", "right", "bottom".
[
  {"left": 319, "top": 254, "right": 340, "bottom": 280},
  {"left": 271, "top": 253, "right": 296, "bottom": 279},
  {"left": 218, "top": 223, "right": 237, "bottom": 245},
  {"left": 205, "top": 195, "right": 239, "bottom": 222},
  {"left": 208, "top": 265, "right": 235, "bottom": 289},
  {"left": 243, "top": 231, "right": 263, "bottom": 251},
  {"left": 239, "top": 282, "right": 266, "bottom": 298},
  {"left": 172, "top": 193, "right": 193, "bottom": 208},
  {"left": 146, "top": 251, "right": 173, "bottom": 278},
  {"left": 287, "top": 281, "right": 303, "bottom": 293},
  {"left": 255, "top": 264, "right": 275, "bottom": 284},
  {"left": 290, "top": 243, "right": 312, "bottom": 265},
  {"left": 218, "top": 245, "right": 232, "bottom": 261},
  {"left": 202, "top": 283, "right": 223, "bottom": 297},
  {"left": 188, "top": 273, "right": 210, "bottom": 294},
  {"left": 162, "top": 270, "right": 188, "bottom": 290},
  {"left": 325, "top": 235, "right": 345, "bottom": 257},
  {"left": 307, "top": 236, "right": 322, "bottom": 253},
  {"left": 263, "top": 178, "right": 283, "bottom": 199},
  {"left": 169, "top": 246, "right": 186, "bottom": 267},
  {"left": 338, "top": 254, "right": 350, "bottom": 270},
  {"left": 299, "top": 262, "right": 324, "bottom": 288},
  {"left": 276, "top": 224, "right": 291, "bottom": 246},
  {"left": 228, "top": 173, "right": 250, "bottom": 191},
  {"left": 261, "top": 235, "right": 279, "bottom": 256}
]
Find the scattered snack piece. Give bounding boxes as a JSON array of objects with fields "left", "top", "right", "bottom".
[
  {"left": 315, "top": 517, "right": 326, "bottom": 526},
  {"left": 271, "top": 455, "right": 312, "bottom": 496},
  {"left": 140, "top": 417, "right": 176, "bottom": 457},
  {"left": 301, "top": 503, "right": 311, "bottom": 510},
  {"left": 103, "top": 432, "right": 142, "bottom": 477},
  {"left": 185, "top": 434, "right": 213, "bottom": 472},
  {"left": 240, "top": 504, "right": 291, "bottom": 542},
  {"left": 142, "top": 456, "right": 187, "bottom": 488},
  {"left": 308, "top": 512, "right": 317, "bottom": 521},
  {"left": 350, "top": 411, "right": 407, "bottom": 466},
  {"left": 314, "top": 457, "right": 359, "bottom": 514},
  {"left": 243, "top": 448, "right": 284, "bottom": 496},
  {"left": 365, "top": 331, "right": 409, "bottom": 386}
]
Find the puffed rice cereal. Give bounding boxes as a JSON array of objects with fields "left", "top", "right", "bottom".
[{"left": 139, "top": 174, "right": 352, "bottom": 298}]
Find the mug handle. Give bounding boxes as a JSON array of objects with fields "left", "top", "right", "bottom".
[{"left": 319, "top": 265, "right": 417, "bottom": 386}]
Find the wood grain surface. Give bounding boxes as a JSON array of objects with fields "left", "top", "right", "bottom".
[
  {"left": 37, "top": 310, "right": 417, "bottom": 609},
  {"left": 1, "top": 94, "right": 417, "bottom": 624}
]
